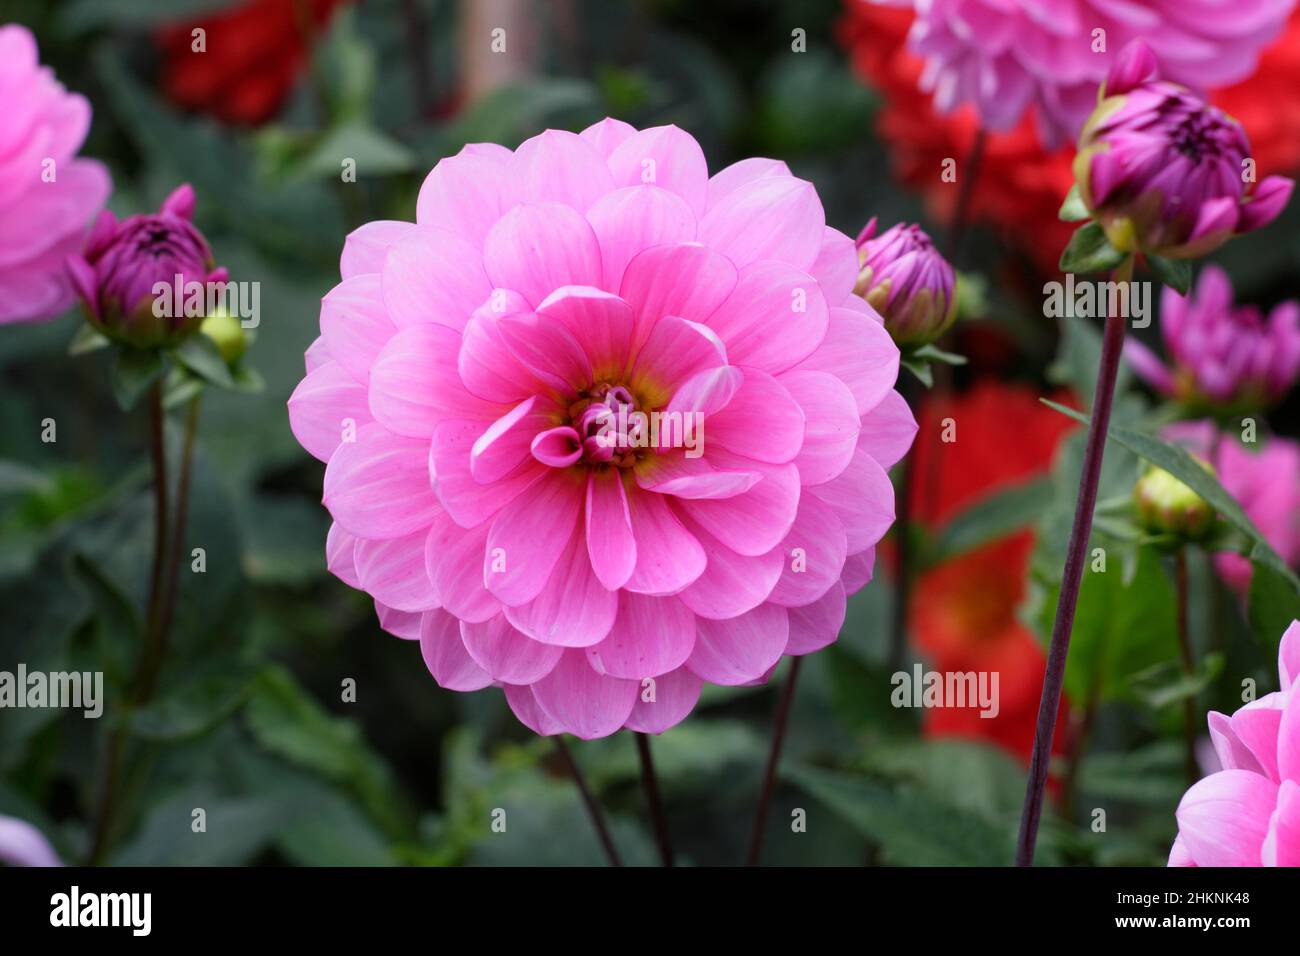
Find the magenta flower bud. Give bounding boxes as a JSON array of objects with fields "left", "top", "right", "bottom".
[
  {"left": 1126, "top": 266, "right": 1300, "bottom": 414},
  {"left": 853, "top": 218, "right": 957, "bottom": 348},
  {"left": 66, "top": 184, "right": 225, "bottom": 348},
  {"left": 1074, "top": 50, "right": 1295, "bottom": 260}
]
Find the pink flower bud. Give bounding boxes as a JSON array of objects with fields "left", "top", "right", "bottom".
[{"left": 853, "top": 218, "right": 957, "bottom": 348}]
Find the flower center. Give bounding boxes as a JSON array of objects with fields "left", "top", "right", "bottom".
[{"left": 571, "top": 383, "right": 643, "bottom": 468}]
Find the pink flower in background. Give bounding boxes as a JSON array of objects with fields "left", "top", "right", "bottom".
[
  {"left": 289, "top": 120, "right": 913, "bottom": 739},
  {"left": 1074, "top": 42, "right": 1294, "bottom": 260},
  {"left": 1169, "top": 620, "right": 1300, "bottom": 866},
  {"left": 1165, "top": 422, "right": 1300, "bottom": 595},
  {"left": 0, "top": 24, "right": 110, "bottom": 324},
  {"left": 880, "top": 0, "right": 1296, "bottom": 146},
  {"left": 0, "top": 814, "right": 62, "bottom": 867},
  {"left": 66, "top": 184, "right": 227, "bottom": 348},
  {"left": 1127, "top": 267, "right": 1300, "bottom": 414}
]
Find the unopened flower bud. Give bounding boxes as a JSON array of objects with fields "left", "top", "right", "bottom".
[
  {"left": 853, "top": 218, "right": 957, "bottom": 348},
  {"left": 1134, "top": 460, "right": 1216, "bottom": 540}
]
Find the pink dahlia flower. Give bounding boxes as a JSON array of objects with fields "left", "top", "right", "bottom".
[
  {"left": 1164, "top": 422, "right": 1300, "bottom": 596},
  {"left": 1169, "top": 619, "right": 1300, "bottom": 866},
  {"left": 0, "top": 24, "right": 111, "bottom": 324},
  {"left": 1127, "top": 266, "right": 1300, "bottom": 413},
  {"left": 880, "top": 0, "right": 1296, "bottom": 146},
  {"left": 289, "top": 120, "right": 914, "bottom": 739},
  {"left": 1074, "top": 41, "right": 1295, "bottom": 260}
]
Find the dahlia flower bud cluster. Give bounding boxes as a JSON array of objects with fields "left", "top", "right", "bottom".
[
  {"left": 67, "top": 184, "right": 227, "bottom": 349},
  {"left": 853, "top": 218, "right": 957, "bottom": 349},
  {"left": 1073, "top": 41, "right": 1295, "bottom": 261}
]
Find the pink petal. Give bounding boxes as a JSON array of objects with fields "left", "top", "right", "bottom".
[
  {"left": 420, "top": 609, "right": 493, "bottom": 691},
  {"left": 1278, "top": 681, "right": 1300, "bottom": 783},
  {"left": 505, "top": 683, "right": 564, "bottom": 735},
  {"left": 781, "top": 370, "right": 861, "bottom": 485},
  {"left": 370, "top": 324, "right": 505, "bottom": 438},
  {"left": 630, "top": 314, "right": 728, "bottom": 405},
  {"left": 619, "top": 242, "right": 738, "bottom": 350},
  {"left": 425, "top": 510, "right": 500, "bottom": 623},
  {"left": 458, "top": 291, "right": 544, "bottom": 403},
  {"left": 496, "top": 310, "right": 593, "bottom": 396},
  {"left": 605, "top": 124, "right": 709, "bottom": 218},
  {"left": 536, "top": 286, "right": 636, "bottom": 382},
  {"left": 471, "top": 397, "right": 550, "bottom": 484},
  {"left": 785, "top": 581, "right": 847, "bottom": 655},
  {"left": 1262, "top": 779, "right": 1300, "bottom": 867},
  {"left": 586, "top": 468, "right": 637, "bottom": 591},
  {"left": 460, "top": 615, "right": 564, "bottom": 684},
  {"left": 667, "top": 365, "right": 745, "bottom": 418},
  {"left": 794, "top": 304, "right": 900, "bottom": 415},
  {"left": 634, "top": 453, "right": 760, "bottom": 499},
  {"left": 485, "top": 471, "right": 586, "bottom": 605},
  {"left": 432, "top": 420, "right": 544, "bottom": 528},
  {"left": 707, "top": 368, "right": 805, "bottom": 464},
  {"left": 578, "top": 117, "right": 637, "bottom": 159},
  {"left": 1231, "top": 704, "right": 1284, "bottom": 781},
  {"left": 676, "top": 510, "right": 783, "bottom": 619},
  {"left": 706, "top": 260, "right": 829, "bottom": 374},
  {"left": 354, "top": 529, "right": 441, "bottom": 612},
  {"left": 319, "top": 274, "right": 396, "bottom": 385},
  {"left": 705, "top": 157, "right": 791, "bottom": 211},
  {"left": 1123, "top": 340, "right": 1175, "bottom": 394},
  {"left": 1175, "top": 769, "right": 1279, "bottom": 867},
  {"left": 841, "top": 548, "right": 876, "bottom": 594},
  {"left": 808, "top": 227, "right": 858, "bottom": 306},
  {"left": 340, "top": 220, "right": 416, "bottom": 279},
  {"left": 381, "top": 227, "right": 491, "bottom": 331},
  {"left": 766, "top": 494, "right": 848, "bottom": 607},
  {"left": 698, "top": 175, "right": 825, "bottom": 271},
  {"left": 326, "top": 522, "right": 361, "bottom": 588},
  {"left": 687, "top": 604, "right": 790, "bottom": 686},
  {"left": 587, "top": 592, "right": 696, "bottom": 679},
  {"left": 483, "top": 202, "right": 604, "bottom": 308},
  {"left": 679, "top": 453, "right": 800, "bottom": 556},
  {"left": 586, "top": 184, "right": 696, "bottom": 294},
  {"left": 504, "top": 526, "right": 618, "bottom": 647},
  {"left": 624, "top": 666, "right": 703, "bottom": 734},
  {"left": 288, "top": 361, "right": 373, "bottom": 462},
  {"left": 809, "top": 447, "right": 896, "bottom": 552},
  {"left": 323, "top": 423, "right": 440, "bottom": 539},
  {"left": 501, "top": 129, "right": 615, "bottom": 213},
  {"left": 375, "top": 601, "right": 422, "bottom": 640},
  {"left": 1279, "top": 620, "right": 1300, "bottom": 691},
  {"left": 1208, "top": 710, "right": 1266, "bottom": 775},
  {"left": 415, "top": 145, "right": 509, "bottom": 246},
  {"left": 623, "top": 488, "right": 706, "bottom": 594},
  {"left": 1240, "top": 176, "right": 1295, "bottom": 234},
  {"left": 856, "top": 389, "right": 917, "bottom": 469},
  {"left": 531, "top": 649, "right": 639, "bottom": 739}
]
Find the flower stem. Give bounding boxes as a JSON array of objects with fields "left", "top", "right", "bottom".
[
  {"left": 554, "top": 736, "right": 622, "bottom": 866},
  {"left": 1015, "top": 257, "right": 1133, "bottom": 866},
  {"left": 635, "top": 732, "right": 674, "bottom": 867},
  {"left": 745, "top": 655, "right": 802, "bottom": 866},
  {"left": 1173, "top": 547, "right": 1199, "bottom": 786},
  {"left": 946, "top": 128, "right": 987, "bottom": 264}
]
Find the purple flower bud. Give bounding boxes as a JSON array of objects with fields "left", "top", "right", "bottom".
[
  {"left": 66, "top": 184, "right": 224, "bottom": 348},
  {"left": 853, "top": 218, "right": 957, "bottom": 348},
  {"left": 1074, "top": 57, "right": 1295, "bottom": 260},
  {"left": 1125, "top": 266, "right": 1300, "bottom": 413}
]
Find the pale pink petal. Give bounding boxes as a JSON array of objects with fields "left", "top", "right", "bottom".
[
  {"left": 679, "top": 453, "right": 800, "bottom": 556},
  {"left": 1167, "top": 835, "right": 1197, "bottom": 867},
  {"left": 505, "top": 683, "right": 564, "bottom": 735},
  {"left": 432, "top": 420, "right": 544, "bottom": 528},
  {"left": 767, "top": 494, "right": 848, "bottom": 608},
  {"left": 785, "top": 581, "right": 847, "bottom": 655},
  {"left": 841, "top": 548, "right": 876, "bottom": 594},
  {"left": 458, "top": 291, "right": 544, "bottom": 403},
  {"left": 856, "top": 389, "right": 917, "bottom": 469},
  {"left": 586, "top": 185, "right": 696, "bottom": 291},
  {"left": 624, "top": 666, "right": 703, "bottom": 734},
  {"left": 623, "top": 487, "right": 707, "bottom": 594},
  {"left": 586, "top": 468, "right": 637, "bottom": 591},
  {"left": 587, "top": 592, "right": 696, "bottom": 679},
  {"left": 1230, "top": 703, "right": 1283, "bottom": 781},
  {"left": 375, "top": 601, "right": 421, "bottom": 640},
  {"left": 460, "top": 615, "right": 564, "bottom": 684},
  {"left": 536, "top": 286, "right": 635, "bottom": 382},
  {"left": 1123, "top": 339, "right": 1175, "bottom": 394},
  {"left": 501, "top": 129, "right": 616, "bottom": 212},
  {"left": 483, "top": 202, "right": 603, "bottom": 308},
  {"left": 1279, "top": 620, "right": 1300, "bottom": 691},
  {"left": 495, "top": 310, "right": 593, "bottom": 396},
  {"left": 531, "top": 649, "right": 639, "bottom": 739},
  {"left": 340, "top": 220, "right": 416, "bottom": 278},
  {"left": 808, "top": 226, "right": 858, "bottom": 305},
  {"left": 578, "top": 117, "right": 637, "bottom": 159},
  {"left": 781, "top": 370, "right": 861, "bottom": 485},
  {"left": 619, "top": 242, "right": 738, "bottom": 349},
  {"left": 667, "top": 365, "right": 744, "bottom": 418},
  {"left": 354, "top": 529, "right": 441, "bottom": 612},
  {"left": 415, "top": 145, "right": 509, "bottom": 246},
  {"left": 606, "top": 124, "right": 709, "bottom": 218},
  {"left": 304, "top": 335, "right": 331, "bottom": 372},
  {"left": 698, "top": 175, "right": 824, "bottom": 271},
  {"left": 420, "top": 609, "right": 493, "bottom": 691},
  {"left": 707, "top": 368, "right": 805, "bottom": 464},
  {"left": 424, "top": 510, "right": 500, "bottom": 623},
  {"left": 687, "top": 604, "right": 790, "bottom": 686},
  {"left": 504, "top": 526, "right": 618, "bottom": 647},
  {"left": 1278, "top": 682, "right": 1300, "bottom": 783},
  {"left": 326, "top": 522, "right": 361, "bottom": 588},
  {"left": 794, "top": 305, "right": 900, "bottom": 415},
  {"left": 1208, "top": 710, "right": 1267, "bottom": 775},
  {"left": 634, "top": 452, "right": 760, "bottom": 499},
  {"left": 705, "top": 157, "right": 791, "bottom": 211},
  {"left": 630, "top": 314, "right": 728, "bottom": 405},
  {"left": 288, "top": 361, "right": 373, "bottom": 462},
  {"left": 370, "top": 324, "right": 505, "bottom": 438},
  {"left": 471, "top": 398, "right": 552, "bottom": 484},
  {"left": 676, "top": 510, "right": 783, "bottom": 619},
  {"left": 809, "top": 447, "right": 896, "bottom": 552},
  {"left": 1175, "top": 769, "right": 1279, "bottom": 867},
  {"left": 1262, "top": 779, "right": 1300, "bottom": 867},
  {"left": 705, "top": 260, "right": 829, "bottom": 374},
  {"left": 319, "top": 274, "right": 395, "bottom": 385},
  {"left": 381, "top": 227, "right": 491, "bottom": 331},
  {"left": 323, "top": 423, "right": 440, "bottom": 539},
  {"left": 485, "top": 471, "right": 586, "bottom": 605}
]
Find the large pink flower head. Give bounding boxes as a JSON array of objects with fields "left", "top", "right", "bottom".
[
  {"left": 1164, "top": 422, "right": 1300, "bottom": 596},
  {"left": 0, "top": 24, "right": 110, "bottom": 324},
  {"left": 880, "top": 0, "right": 1296, "bottom": 146},
  {"left": 1127, "top": 266, "right": 1300, "bottom": 413},
  {"left": 1169, "top": 620, "right": 1300, "bottom": 866},
  {"left": 289, "top": 120, "right": 915, "bottom": 739},
  {"left": 1074, "top": 42, "right": 1295, "bottom": 260}
]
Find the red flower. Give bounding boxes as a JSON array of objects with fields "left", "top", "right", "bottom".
[
  {"left": 157, "top": 0, "right": 348, "bottom": 125},
  {"left": 906, "top": 381, "right": 1079, "bottom": 762},
  {"left": 838, "top": 3, "right": 1300, "bottom": 274}
]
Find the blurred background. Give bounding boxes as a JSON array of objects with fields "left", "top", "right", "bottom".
[{"left": 1, "top": 0, "right": 1297, "bottom": 867}]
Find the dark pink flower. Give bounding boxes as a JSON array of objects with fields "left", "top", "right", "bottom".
[{"left": 854, "top": 218, "right": 957, "bottom": 348}]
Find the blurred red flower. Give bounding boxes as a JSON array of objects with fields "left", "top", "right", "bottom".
[
  {"left": 157, "top": 0, "right": 348, "bottom": 125},
  {"left": 838, "top": 3, "right": 1300, "bottom": 275},
  {"left": 907, "top": 381, "right": 1079, "bottom": 762}
]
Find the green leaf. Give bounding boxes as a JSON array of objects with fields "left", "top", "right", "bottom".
[
  {"left": 128, "top": 667, "right": 258, "bottom": 741},
  {"left": 1247, "top": 556, "right": 1300, "bottom": 655},
  {"left": 909, "top": 343, "right": 968, "bottom": 367},
  {"left": 1059, "top": 221, "right": 1127, "bottom": 274},
  {"left": 0, "top": 460, "right": 53, "bottom": 496},
  {"left": 68, "top": 323, "right": 110, "bottom": 356},
  {"left": 788, "top": 765, "right": 1013, "bottom": 866},
  {"left": 298, "top": 123, "right": 416, "bottom": 180},
  {"left": 109, "top": 347, "right": 165, "bottom": 411},
  {"left": 1129, "top": 653, "right": 1223, "bottom": 710},
  {"left": 1041, "top": 399, "right": 1299, "bottom": 589},
  {"left": 1146, "top": 255, "right": 1192, "bottom": 296},
  {"left": 171, "top": 335, "right": 235, "bottom": 388},
  {"left": 1076, "top": 740, "right": 1187, "bottom": 806},
  {"left": 929, "top": 477, "right": 1055, "bottom": 564},
  {"left": 900, "top": 354, "right": 934, "bottom": 387},
  {"left": 1059, "top": 184, "right": 1091, "bottom": 222}
]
